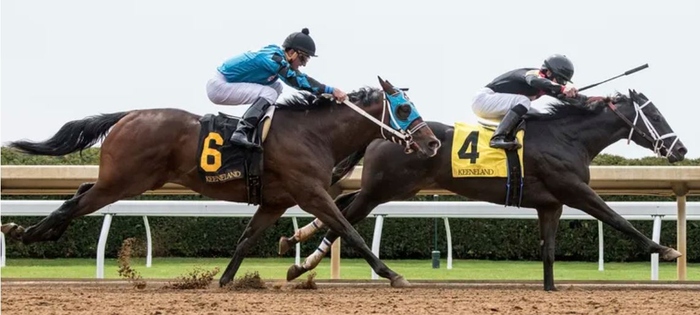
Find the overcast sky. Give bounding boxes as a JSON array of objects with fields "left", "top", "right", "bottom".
[{"left": 2, "top": 0, "right": 698, "bottom": 159}]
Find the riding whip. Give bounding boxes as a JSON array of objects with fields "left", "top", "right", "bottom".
[{"left": 578, "top": 64, "right": 649, "bottom": 92}]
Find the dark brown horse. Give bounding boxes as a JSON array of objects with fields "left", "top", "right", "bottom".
[
  {"left": 279, "top": 90, "right": 687, "bottom": 291},
  {"left": 1, "top": 76, "right": 441, "bottom": 287}
]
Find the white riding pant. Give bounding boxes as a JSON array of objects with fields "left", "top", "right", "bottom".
[
  {"left": 206, "top": 71, "right": 283, "bottom": 105},
  {"left": 471, "top": 87, "right": 533, "bottom": 120}
]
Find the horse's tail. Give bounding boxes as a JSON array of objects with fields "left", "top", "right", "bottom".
[
  {"left": 330, "top": 145, "right": 368, "bottom": 186},
  {"left": 8, "top": 111, "right": 131, "bottom": 156}
]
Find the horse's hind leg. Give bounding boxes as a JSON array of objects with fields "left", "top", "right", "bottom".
[
  {"left": 286, "top": 189, "right": 406, "bottom": 281},
  {"left": 1, "top": 183, "right": 99, "bottom": 240},
  {"left": 14, "top": 173, "right": 161, "bottom": 244},
  {"left": 17, "top": 183, "right": 119, "bottom": 244},
  {"left": 2, "top": 183, "right": 90, "bottom": 242},
  {"left": 278, "top": 191, "right": 359, "bottom": 255},
  {"left": 288, "top": 182, "right": 409, "bottom": 288},
  {"left": 537, "top": 204, "right": 563, "bottom": 291}
]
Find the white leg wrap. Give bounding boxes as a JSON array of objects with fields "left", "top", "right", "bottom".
[
  {"left": 301, "top": 237, "right": 332, "bottom": 270},
  {"left": 294, "top": 218, "right": 324, "bottom": 242}
]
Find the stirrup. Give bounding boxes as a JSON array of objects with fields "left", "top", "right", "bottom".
[
  {"left": 490, "top": 136, "right": 521, "bottom": 150},
  {"left": 230, "top": 132, "right": 262, "bottom": 151}
]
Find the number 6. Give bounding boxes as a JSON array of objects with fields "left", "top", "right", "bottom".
[{"left": 200, "top": 132, "right": 223, "bottom": 172}]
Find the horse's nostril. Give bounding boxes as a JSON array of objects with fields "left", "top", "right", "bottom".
[
  {"left": 429, "top": 140, "right": 441, "bottom": 149},
  {"left": 678, "top": 146, "right": 688, "bottom": 155}
]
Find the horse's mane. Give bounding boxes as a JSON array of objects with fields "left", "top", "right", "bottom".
[
  {"left": 275, "top": 86, "right": 383, "bottom": 111},
  {"left": 524, "top": 92, "right": 628, "bottom": 122}
]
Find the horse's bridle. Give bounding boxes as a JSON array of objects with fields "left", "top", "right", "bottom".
[
  {"left": 378, "top": 94, "right": 428, "bottom": 154},
  {"left": 606, "top": 97, "right": 679, "bottom": 158},
  {"left": 338, "top": 92, "right": 429, "bottom": 154}
]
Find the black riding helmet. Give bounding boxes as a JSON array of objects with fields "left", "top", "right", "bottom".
[
  {"left": 282, "top": 28, "right": 317, "bottom": 57},
  {"left": 542, "top": 54, "right": 574, "bottom": 84}
]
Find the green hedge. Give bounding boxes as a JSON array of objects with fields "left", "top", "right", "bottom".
[
  {"left": 2, "top": 210, "right": 699, "bottom": 262},
  {"left": 2, "top": 148, "right": 699, "bottom": 262}
]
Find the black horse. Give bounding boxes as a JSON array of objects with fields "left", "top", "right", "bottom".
[{"left": 278, "top": 90, "right": 687, "bottom": 291}]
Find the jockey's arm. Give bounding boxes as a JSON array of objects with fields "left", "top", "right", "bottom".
[
  {"left": 523, "top": 69, "right": 565, "bottom": 97},
  {"left": 268, "top": 54, "right": 334, "bottom": 95},
  {"left": 278, "top": 68, "right": 334, "bottom": 95}
]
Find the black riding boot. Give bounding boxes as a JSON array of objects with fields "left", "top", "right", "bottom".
[
  {"left": 230, "top": 97, "right": 271, "bottom": 152},
  {"left": 489, "top": 104, "right": 528, "bottom": 150}
]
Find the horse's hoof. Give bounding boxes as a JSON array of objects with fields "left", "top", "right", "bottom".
[
  {"left": 219, "top": 276, "right": 232, "bottom": 288},
  {"left": 1, "top": 223, "right": 19, "bottom": 235},
  {"left": 544, "top": 286, "right": 558, "bottom": 292},
  {"left": 1, "top": 223, "right": 25, "bottom": 241},
  {"left": 286, "top": 264, "right": 307, "bottom": 281},
  {"left": 278, "top": 236, "right": 292, "bottom": 255},
  {"left": 662, "top": 247, "right": 682, "bottom": 260},
  {"left": 390, "top": 275, "right": 411, "bottom": 288}
]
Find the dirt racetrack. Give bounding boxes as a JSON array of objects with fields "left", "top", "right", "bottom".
[{"left": 3, "top": 279, "right": 700, "bottom": 315}]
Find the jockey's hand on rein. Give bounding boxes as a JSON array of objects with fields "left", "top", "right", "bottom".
[
  {"left": 321, "top": 90, "right": 348, "bottom": 104},
  {"left": 562, "top": 84, "right": 578, "bottom": 98},
  {"left": 332, "top": 88, "right": 348, "bottom": 103}
]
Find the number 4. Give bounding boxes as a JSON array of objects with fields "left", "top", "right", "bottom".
[{"left": 458, "top": 130, "right": 480, "bottom": 164}]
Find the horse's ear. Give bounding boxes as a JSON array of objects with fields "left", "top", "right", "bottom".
[{"left": 377, "top": 76, "right": 396, "bottom": 94}]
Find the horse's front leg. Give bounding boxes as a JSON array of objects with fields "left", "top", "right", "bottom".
[
  {"left": 219, "top": 204, "right": 287, "bottom": 287},
  {"left": 553, "top": 179, "right": 681, "bottom": 260},
  {"left": 536, "top": 204, "right": 563, "bottom": 291}
]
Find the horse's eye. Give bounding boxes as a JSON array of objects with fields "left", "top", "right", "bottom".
[{"left": 395, "top": 104, "right": 412, "bottom": 120}]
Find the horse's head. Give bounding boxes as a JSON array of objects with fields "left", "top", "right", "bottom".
[
  {"left": 375, "top": 76, "right": 441, "bottom": 157},
  {"left": 609, "top": 89, "right": 687, "bottom": 162}
]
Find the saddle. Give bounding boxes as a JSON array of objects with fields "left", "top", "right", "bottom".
[
  {"left": 195, "top": 106, "right": 276, "bottom": 205},
  {"left": 452, "top": 118, "right": 526, "bottom": 207}
]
